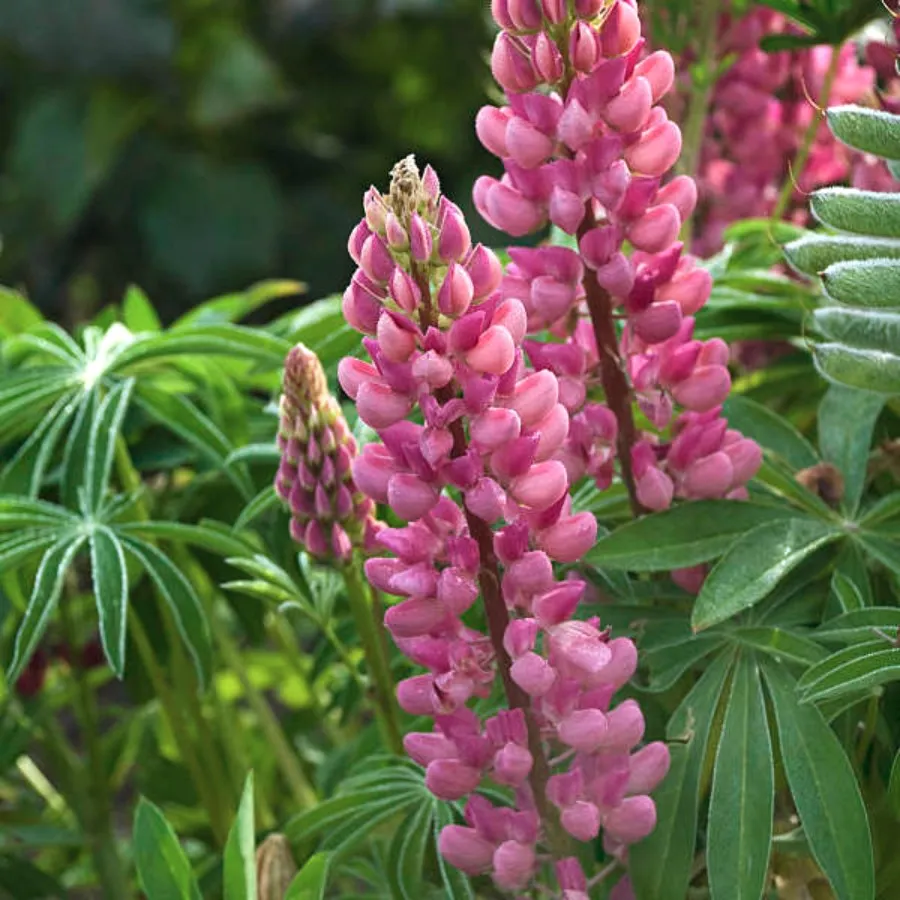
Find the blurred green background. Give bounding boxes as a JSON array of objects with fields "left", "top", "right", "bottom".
[{"left": 0, "top": 0, "right": 501, "bottom": 324}]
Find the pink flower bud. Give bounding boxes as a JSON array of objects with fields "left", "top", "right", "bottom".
[
  {"left": 409, "top": 213, "right": 433, "bottom": 263},
  {"left": 532, "top": 31, "right": 564, "bottom": 83},
  {"left": 438, "top": 209, "right": 472, "bottom": 263},
  {"left": 655, "top": 175, "right": 697, "bottom": 221},
  {"left": 480, "top": 180, "right": 544, "bottom": 236},
  {"left": 671, "top": 564, "right": 707, "bottom": 595},
  {"left": 353, "top": 444, "right": 398, "bottom": 502},
  {"left": 471, "top": 408, "right": 522, "bottom": 452},
  {"left": 600, "top": 1, "right": 641, "bottom": 57},
  {"left": 628, "top": 204, "right": 681, "bottom": 253},
  {"left": 363, "top": 187, "right": 386, "bottom": 232},
  {"left": 439, "top": 825, "right": 495, "bottom": 875},
  {"left": 604, "top": 699, "right": 645, "bottom": 750},
  {"left": 635, "top": 51, "right": 675, "bottom": 103},
  {"left": 508, "top": 370, "right": 559, "bottom": 427},
  {"left": 683, "top": 451, "right": 735, "bottom": 499},
  {"left": 671, "top": 365, "right": 731, "bottom": 412},
  {"left": 603, "top": 795, "right": 657, "bottom": 844},
  {"left": 491, "top": 32, "right": 538, "bottom": 93},
  {"left": 467, "top": 325, "right": 517, "bottom": 375},
  {"left": 476, "top": 106, "right": 512, "bottom": 158},
  {"left": 348, "top": 220, "right": 371, "bottom": 264},
  {"left": 504, "top": 618, "right": 539, "bottom": 657},
  {"left": 539, "top": 512, "right": 598, "bottom": 562},
  {"left": 385, "top": 212, "right": 408, "bottom": 250},
  {"left": 493, "top": 743, "right": 533, "bottom": 786},
  {"left": 569, "top": 20, "right": 599, "bottom": 73},
  {"left": 492, "top": 298, "right": 528, "bottom": 344},
  {"left": 561, "top": 801, "right": 601, "bottom": 841},
  {"left": 559, "top": 709, "right": 609, "bottom": 752},
  {"left": 385, "top": 598, "right": 447, "bottom": 638},
  {"left": 404, "top": 732, "right": 458, "bottom": 766},
  {"left": 533, "top": 581, "right": 584, "bottom": 626},
  {"left": 466, "top": 244, "right": 503, "bottom": 298},
  {"left": 548, "top": 186, "right": 586, "bottom": 235},
  {"left": 437, "top": 568, "right": 479, "bottom": 615},
  {"left": 510, "top": 460, "right": 568, "bottom": 510},
  {"left": 596, "top": 253, "right": 635, "bottom": 298},
  {"left": 376, "top": 313, "right": 417, "bottom": 363},
  {"left": 303, "top": 520, "right": 329, "bottom": 557},
  {"left": 657, "top": 266, "right": 710, "bottom": 316},
  {"left": 438, "top": 263, "right": 475, "bottom": 317},
  {"left": 387, "top": 473, "right": 440, "bottom": 520},
  {"left": 541, "top": 0, "right": 567, "bottom": 23},
  {"left": 491, "top": 0, "right": 515, "bottom": 29},
  {"left": 337, "top": 357, "right": 378, "bottom": 400},
  {"left": 698, "top": 338, "right": 729, "bottom": 367},
  {"left": 506, "top": 116, "right": 555, "bottom": 169},
  {"left": 627, "top": 742, "right": 671, "bottom": 795},
  {"left": 343, "top": 276, "right": 383, "bottom": 334},
  {"left": 557, "top": 98, "right": 595, "bottom": 151},
  {"left": 412, "top": 351, "right": 454, "bottom": 390},
  {"left": 632, "top": 300, "right": 683, "bottom": 344},
  {"left": 426, "top": 759, "right": 482, "bottom": 800},
  {"left": 635, "top": 465, "right": 674, "bottom": 511},
  {"left": 600, "top": 637, "right": 639, "bottom": 689},
  {"left": 386, "top": 268, "right": 420, "bottom": 314},
  {"left": 360, "top": 233, "right": 395, "bottom": 283},
  {"left": 510, "top": 652, "right": 556, "bottom": 696},
  {"left": 606, "top": 76, "right": 653, "bottom": 133},
  {"left": 492, "top": 841, "right": 536, "bottom": 891},
  {"left": 533, "top": 403, "right": 569, "bottom": 461},
  {"left": 625, "top": 120, "right": 682, "bottom": 176},
  {"left": 466, "top": 477, "right": 508, "bottom": 523},
  {"left": 508, "top": 0, "right": 543, "bottom": 30},
  {"left": 356, "top": 381, "right": 411, "bottom": 429},
  {"left": 397, "top": 674, "right": 437, "bottom": 715},
  {"left": 579, "top": 224, "right": 621, "bottom": 270},
  {"left": 723, "top": 438, "right": 762, "bottom": 485}
]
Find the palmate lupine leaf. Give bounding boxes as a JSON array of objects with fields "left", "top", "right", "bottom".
[
  {"left": 61, "top": 389, "right": 99, "bottom": 509},
  {"left": 89, "top": 525, "right": 129, "bottom": 678},
  {"left": 84, "top": 379, "right": 134, "bottom": 514}
]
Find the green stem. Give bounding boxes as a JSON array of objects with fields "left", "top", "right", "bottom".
[
  {"left": 114, "top": 436, "right": 231, "bottom": 845},
  {"left": 211, "top": 615, "right": 318, "bottom": 809},
  {"left": 60, "top": 599, "right": 131, "bottom": 900},
  {"left": 341, "top": 558, "right": 403, "bottom": 754},
  {"left": 128, "top": 614, "right": 230, "bottom": 845},
  {"left": 771, "top": 46, "right": 841, "bottom": 221},
  {"left": 677, "top": 0, "right": 721, "bottom": 245}
]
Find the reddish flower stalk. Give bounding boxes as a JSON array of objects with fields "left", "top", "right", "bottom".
[{"left": 339, "top": 155, "right": 667, "bottom": 894}]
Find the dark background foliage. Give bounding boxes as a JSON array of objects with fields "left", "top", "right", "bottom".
[{"left": 0, "top": 0, "right": 500, "bottom": 324}]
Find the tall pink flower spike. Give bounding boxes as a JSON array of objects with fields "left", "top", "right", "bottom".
[
  {"left": 476, "top": 1, "right": 761, "bottom": 540},
  {"left": 339, "top": 152, "right": 669, "bottom": 893}
]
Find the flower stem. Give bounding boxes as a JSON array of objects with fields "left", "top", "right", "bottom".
[
  {"left": 341, "top": 559, "right": 404, "bottom": 754},
  {"left": 771, "top": 45, "right": 841, "bottom": 221},
  {"left": 59, "top": 598, "right": 131, "bottom": 899},
  {"left": 578, "top": 208, "right": 644, "bottom": 518}
]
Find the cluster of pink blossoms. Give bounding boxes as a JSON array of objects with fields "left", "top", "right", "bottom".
[
  {"left": 339, "top": 153, "right": 669, "bottom": 893},
  {"left": 475, "top": 0, "right": 762, "bottom": 518},
  {"left": 664, "top": 7, "right": 899, "bottom": 254}
]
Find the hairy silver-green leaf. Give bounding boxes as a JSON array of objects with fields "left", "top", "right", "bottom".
[
  {"left": 813, "top": 307, "right": 900, "bottom": 354},
  {"left": 90, "top": 525, "right": 129, "bottom": 678},
  {"left": 811, "top": 188, "right": 900, "bottom": 238},
  {"left": 784, "top": 235, "right": 900, "bottom": 277},
  {"left": 827, "top": 106, "right": 900, "bottom": 160},
  {"left": 822, "top": 259, "right": 900, "bottom": 309},
  {"left": 812, "top": 343, "right": 900, "bottom": 394}
]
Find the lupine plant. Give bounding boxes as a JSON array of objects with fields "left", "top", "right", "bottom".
[{"left": 1, "top": 2, "right": 900, "bottom": 900}]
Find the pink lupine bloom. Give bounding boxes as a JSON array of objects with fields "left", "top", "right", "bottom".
[
  {"left": 275, "top": 344, "right": 380, "bottom": 562},
  {"left": 339, "top": 155, "right": 668, "bottom": 893},
  {"left": 658, "top": 7, "right": 898, "bottom": 254},
  {"left": 475, "top": 1, "right": 761, "bottom": 531}
]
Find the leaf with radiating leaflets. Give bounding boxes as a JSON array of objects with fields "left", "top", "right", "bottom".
[
  {"left": 587, "top": 501, "right": 798, "bottom": 571},
  {"left": 762, "top": 661, "right": 874, "bottom": 900},
  {"left": 133, "top": 798, "right": 202, "bottom": 900},
  {"left": 692, "top": 518, "right": 842, "bottom": 630},
  {"left": 707, "top": 653, "right": 773, "bottom": 900},
  {"left": 798, "top": 640, "right": 900, "bottom": 703},
  {"left": 224, "top": 773, "right": 257, "bottom": 900}
]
